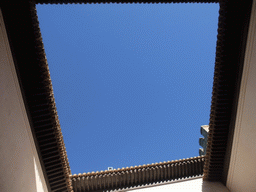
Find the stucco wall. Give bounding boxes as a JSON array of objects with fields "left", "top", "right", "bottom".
[
  {"left": 126, "top": 177, "right": 229, "bottom": 192},
  {"left": 226, "top": 1, "right": 256, "bottom": 191},
  {"left": 0, "top": 9, "right": 49, "bottom": 192}
]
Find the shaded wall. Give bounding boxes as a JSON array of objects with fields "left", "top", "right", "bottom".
[
  {"left": 0, "top": 9, "right": 48, "bottom": 192},
  {"left": 226, "top": 1, "right": 256, "bottom": 191}
]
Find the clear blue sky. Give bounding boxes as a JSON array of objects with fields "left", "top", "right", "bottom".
[{"left": 36, "top": 3, "right": 219, "bottom": 174}]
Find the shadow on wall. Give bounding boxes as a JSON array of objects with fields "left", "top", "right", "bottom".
[
  {"left": 124, "top": 177, "right": 230, "bottom": 192},
  {"left": 202, "top": 180, "right": 230, "bottom": 192}
]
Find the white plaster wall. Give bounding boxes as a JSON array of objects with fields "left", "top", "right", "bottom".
[
  {"left": 226, "top": 1, "right": 256, "bottom": 191},
  {"left": 126, "top": 177, "right": 229, "bottom": 192},
  {"left": 0, "top": 9, "right": 49, "bottom": 192}
]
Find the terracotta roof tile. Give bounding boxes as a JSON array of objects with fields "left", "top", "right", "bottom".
[{"left": 71, "top": 156, "right": 205, "bottom": 191}]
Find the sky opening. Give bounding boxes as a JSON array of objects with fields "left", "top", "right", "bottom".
[{"left": 36, "top": 3, "right": 219, "bottom": 174}]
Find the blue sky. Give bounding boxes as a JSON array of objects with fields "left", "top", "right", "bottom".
[{"left": 36, "top": 3, "right": 219, "bottom": 174}]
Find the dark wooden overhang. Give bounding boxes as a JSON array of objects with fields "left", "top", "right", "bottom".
[
  {"left": 203, "top": 0, "right": 253, "bottom": 183},
  {"left": 35, "top": 0, "right": 218, "bottom": 4},
  {"left": 0, "top": 0, "right": 252, "bottom": 191},
  {"left": 71, "top": 156, "right": 204, "bottom": 192},
  {"left": 0, "top": 1, "right": 72, "bottom": 192}
]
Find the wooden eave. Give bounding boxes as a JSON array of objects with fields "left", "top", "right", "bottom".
[
  {"left": 71, "top": 156, "right": 204, "bottom": 192},
  {"left": 203, "top": 0, "right": 253, "bottom": 183},
  {"left": 0, "top": 1, "right": 72, "bottom": 192},
  {"left": 35, "top": 0, "right": 218, "bottom": 4},
  {"left": 0, "top": 0, "right": 253, "bottom": 191}
]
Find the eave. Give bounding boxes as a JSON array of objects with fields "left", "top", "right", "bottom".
[
  {"left": 35, "top": 0, "right": 218, "bottom": 4},
  {"left": 71, "top": 156, "right": 204, "bottom": 191}
]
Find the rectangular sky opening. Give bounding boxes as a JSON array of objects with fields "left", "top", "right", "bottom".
[{"left": 36, "top": 3, "right": 219, "bottom": 174}]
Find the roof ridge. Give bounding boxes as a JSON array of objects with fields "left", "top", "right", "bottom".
[{"left": 71, "top": 156, "right": 204, "bottom": 178}]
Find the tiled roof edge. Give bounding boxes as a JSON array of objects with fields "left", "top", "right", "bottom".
[
  {"left": 71, "top": 156, "right": 204, "bottom": 177},
  {"left": 203, "top": 0, "right": 253, "bottom": 182},
  {"left": 71, "top": 156, "right": 204, "bottom": 191},
  {"left": 29, "top": 2, "right": 73, "bottom": 191},
  {"left": 35, "top": 0, "right": 218, "bottom": 4}
]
